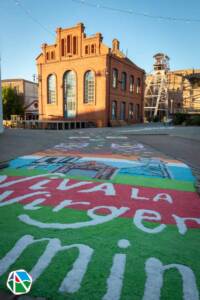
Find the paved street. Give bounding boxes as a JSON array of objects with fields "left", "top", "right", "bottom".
[
  {"left": 1, "top": 124, "right": 200, "bottom": 191},
  {"left": 0, "top": 124, "right": 200, "bottom": 300},
  {"left": 1, "top": 124, "right": 200, "bottom": 174}
]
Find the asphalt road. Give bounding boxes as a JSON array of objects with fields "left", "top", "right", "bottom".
[
  {"left": 126, "top": 134, "right": 200, "bottom": 168},
  {"left": 0, "top": 124, "right": 199, "bottom": 299},
  {"left": 0, "top": 125, "right": 199, "bottom": 168}
]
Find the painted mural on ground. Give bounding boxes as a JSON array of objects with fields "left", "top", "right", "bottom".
[
  {"left": 52, "top": 140, "right": 154, "bottom": 156},
  {"left": 0, "top": 148, "right": 199, "bottom": 300}
]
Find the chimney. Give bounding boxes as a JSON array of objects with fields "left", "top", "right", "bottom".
[{"left": 112, "top": 39, "right": 120, "bottom": 52}]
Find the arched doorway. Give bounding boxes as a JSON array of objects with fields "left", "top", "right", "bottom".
[{"left": 63, "top": 71, "right": 76, "bottom": 118}]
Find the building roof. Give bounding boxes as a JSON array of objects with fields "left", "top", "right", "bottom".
[
  {"left": 153, "top": 53, "right": 170, "bottom": 60},
  {"left": 170, "top": 69, "right": 200, "bottom": 75},
  {"left": 124, "top": 57, "right": 145, "bottom": 73},
  {"left": 2, "top": 79, "right": 38, "bottom": 85}
]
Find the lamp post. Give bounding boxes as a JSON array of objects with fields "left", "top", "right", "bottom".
[{"left": 170, "top": 99, "right": 174, "bottom": 114}]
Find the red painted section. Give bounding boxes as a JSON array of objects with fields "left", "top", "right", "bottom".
[
  {"left": 15, "top": 275, "right": 20, "bottom": 283},
  {"left": 0, "top": 176, "right": 200, "bottom": 228}
]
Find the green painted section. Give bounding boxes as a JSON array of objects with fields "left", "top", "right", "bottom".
[
  {"left": 0, "top": 203, "right": 199, "bottom": 300},
  {"left": 0, "top": 167, "right": 196, "bottom": 192},
  {"left": 15, "top": 282, "right": 26, "bottom": 293},
  {"left": 0, "top": 168, "right": 49, "bottom": 177},
  {"left": 7, "top": 280, "right": 14, "bottom": 292},
  {"left": 113, "top": 174, "right": 196, "bottom": 192}
]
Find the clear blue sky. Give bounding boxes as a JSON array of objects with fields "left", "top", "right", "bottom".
[{"left": 1, "top": 0, "right": 200, "bottom": 81}]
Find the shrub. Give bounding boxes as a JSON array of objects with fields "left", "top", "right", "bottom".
[
  {"left": 186, "top": 116, "right": 200, "bottom": 126},
  {"left": 173, "top": 113, "right": 187, "bottom": 125},
  {"left": 152, "top": 115, "right": 159, "bottom": 122}
]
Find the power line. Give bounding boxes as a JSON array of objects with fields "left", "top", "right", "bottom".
[
  {"left": 13, "top": 0, "right": 55, "bottom": 37},
  {"left": 71, "top": 0, "right": 200, "bottom": 24}
]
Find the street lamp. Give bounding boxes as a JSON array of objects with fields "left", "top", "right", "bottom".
[{"left": 170, "top": 99, "right": 174, "bottom": 114}]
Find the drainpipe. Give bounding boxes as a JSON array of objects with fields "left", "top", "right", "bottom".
[{"left": 106, "top": 50, "right": 111, "bottom": 127}]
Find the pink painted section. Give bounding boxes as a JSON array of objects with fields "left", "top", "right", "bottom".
[{"left": 0, "top": 176, "right": 200, "bottom": 228}]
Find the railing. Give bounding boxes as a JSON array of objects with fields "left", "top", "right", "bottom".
[{"left": 14, "top": 120, "right": 96, "bottom": 130}]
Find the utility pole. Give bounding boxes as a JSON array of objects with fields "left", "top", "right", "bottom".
[{"left": 0, "top": 55, "right": 3, "bottom": 133}]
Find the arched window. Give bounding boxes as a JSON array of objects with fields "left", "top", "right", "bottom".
[
  {"left": 129, "top": 75, "right": 134, "bottom": 93},
  {"left": 112, "top": 69, "right": 118, "bottom": 88},
  {"left": 129, "top": 103, "right": 134, "bottom": 119},
  {"left": 121, "top": 72, "right": 127, "bottom": 91},
  {"left": 111, "top": 101, "right": 117, "bottom": 120},
  {"left": 61, "top": 38, "right": 65, "bottom": 56},
  {"left": 91, "top": 44, "right": 96, "bottom": 54},
  {"left": 137, "top": 78, "right": 141, "bottom": 94},
  {"left": 73, "top": 36, "right": 77, "bottom": 55},
  {"left": 84, "top": 71, "right": 95, "bottom": 103},
  {"left": 51, "top": 51, "right": 55, "bottom": 60},
  {"left": 85, "top": 45, "right": 89, "bottom": 55},
  {"left": 67, "top": 35, "right": 71, "bottom": 53},
  {"left": 136, "top": 104, "right": 140, "bottom": 120},
  {"left": 63, "top": 70, "right": 76, "bottom": 118},
  {"left": 120, "top": 102, "right": 126, "bottom": 120},
  {"left": 47, "top": 74, "right": 56, "bottom": 104}
]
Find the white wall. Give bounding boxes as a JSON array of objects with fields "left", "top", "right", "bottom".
[{"left": 24, "top": 81, "right": 38, "bottom": 106}]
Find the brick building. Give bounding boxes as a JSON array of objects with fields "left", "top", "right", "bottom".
[{"left": 36, "top": 23, "right": 145, "bottom": 127}]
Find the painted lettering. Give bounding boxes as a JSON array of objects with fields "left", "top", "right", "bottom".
[
  {"left": 134, "top": 209, "right": 166, "bottom": 234},
  {"left": 78, "top": 183, "right": 116, "bottom": 196},
  {"left": 143, "top": 257, "right": 199, "bottom": 300},
  {"left": 18, "top": 206, "right": 129, "bottom": 229}
]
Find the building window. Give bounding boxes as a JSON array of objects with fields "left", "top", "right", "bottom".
[
  {"left": 73, "top": 36, "right": 77, "bottom": 55},
  {"left": 63, "top": 71, "right": 76, "bottom": 117},
  {"left": 91, "top": 44, "right": 96, "bottom": 54},
  {"left": 67, "top": 35, "right": 71, "bottom": 53},
  {"left": 61, "top": 39, "right": 65, "bottom": 56},
  {"left": 129, "top": 103, "right": 134, "bottom": 119},
  {"left": 51, "top": 51, "right": 55, "bottom": 60},
  {"left": 46, "top": 52, "right": 49, "bottom": 60},
  {"left": 84, "top": 71, "right": 95, "bottom": 103},
  {"left": 47, "top": 74, "right": 56, "bottom": 104},
  {"left": 112, "top": 69, "right": 118, "bottom": 88},
  {"left": 136, "top": 78, "right": 141, "bottom": 94},
  {"left": 120, "top": 102, "right": 126, "bottom": 120},
  {"left": 121, "top": 72, "right": 127, "bottom": 91},
  {"left": 34, "top": 102, "right": 38, "bottom": 109},
  {"left": 111, "top": 101, "right": 117, "bottom": 120},
  {"left": 85, "top": 45, "right": 89, "bottom": 55},
  {"left": 136, "top": 104, "right": 140, "bottom": 120},
  {"left": 129, "top": 75, "right": 134, "bottom": 93}
]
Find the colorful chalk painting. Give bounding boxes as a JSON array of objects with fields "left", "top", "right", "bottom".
[{"left": 0, "top": 147, "right": 199, "bottom": 300}]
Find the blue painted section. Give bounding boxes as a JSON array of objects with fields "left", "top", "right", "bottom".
[
  {"left": 168, "top": 166, "right": 195, "bottom": 182},
  {"left": 9, "top": 158, "right": 36, "bottom": 169},
  {"left": 16, "top": 271, "right": 30, "bottom": 281},
  {"left": 7, "top": 156, "right": 196, "bottom": 183}
]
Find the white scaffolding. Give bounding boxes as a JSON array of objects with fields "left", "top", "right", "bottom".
[{"left": 144, "top": 53, "right": 169, "bottom": 120}]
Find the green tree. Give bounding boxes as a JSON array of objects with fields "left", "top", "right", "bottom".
[{"left": 2, "top": 86, "right": 24, "bottom": 119}]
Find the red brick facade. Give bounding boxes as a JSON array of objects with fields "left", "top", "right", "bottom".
[{"left": 36, "top": 23, "right": 145, "bottom": 127}]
